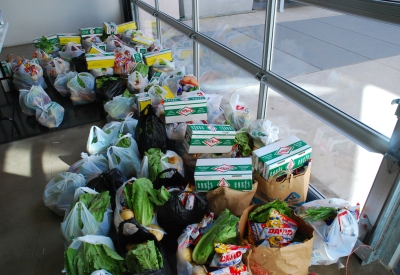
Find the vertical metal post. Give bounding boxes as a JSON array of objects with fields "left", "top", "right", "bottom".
[
  {"left": 257, "top": 0, "right": 277, "bottom": 119},
  {"left": 154, "top": 0, "right": 162, "bottom": 42},
  {"left": 192, "top": 0, "right": 200, "bottom": 79},
  {"left": 133, "top": 0, "right": 141, "bottom": 30}
]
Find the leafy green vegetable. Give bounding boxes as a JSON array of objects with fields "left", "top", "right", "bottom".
[
  {"left": 145, "top": 148, "right": 165, "bottom": 182},
  {"left": 154, "top": 86, "right": 163, "bottom": 95},
  {"left": 116, "top": 136, "right": 131, "bottom": 148},
  {"left": 249, "top": 200, "right": 292, "bottom": 222},
  {"left": 303, "top": 207, "right": 337, "bottom": 222},
  {"left": 135, "top": 63, "right": 149, "bottom": 77},
  {"left": 77, "top": 76, "right": 86, "bottom": 88},
  {"left": 147, "top": 186, "right": 171, "bottom": 206},
  {"left": 234, "top": 131, "right": 252, "bottom": 157},
  {"left": 122, "top": 89, "right": 134, "bottom": 98},
  {"left": 64, "top": 240, "right": 126, "bottom": 275},
  {"left": 35, "top": 36, "right": 53, "bottom": 54},
  {"left": 96, "top": 76, "right": 119, "bottom": 89},
  {"left": 126, "top": 240, "right": 163, "bottom": 273},
  {"left": 192, "top": 209, "right": 239, "bottom": 264}
]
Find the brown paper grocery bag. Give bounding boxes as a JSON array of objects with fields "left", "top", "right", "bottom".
[
  {"left": 239, "top": 204, "right": 314, "bottom": 275},
  {"left": 253, "top": 164, "right": 311, "bottom": 208},
  {"left": 207, "top": 181, "right": 258, "bottom": 217}
]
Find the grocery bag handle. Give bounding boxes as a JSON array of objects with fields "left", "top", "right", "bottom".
[
  {"left": 155, "top": 168, "right": 179, "bottom": 179},
  {"left": 268, "top": 170, "right": 293, "bottom": 191}
]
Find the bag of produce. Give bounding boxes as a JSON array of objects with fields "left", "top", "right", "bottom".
[
  {"left": 107, "top": 134, "right": 141, "bottom": 178},
  {"left": 35, "top": 101, "right": 65, "bottom": 128},
  {"left": 71, "top": 53, "right": 89, "bottom": 73},
  {"left": 152, "top": 57, "right": 175, "bottom": 70},
  {"left": 248, "top": 119, "right": 279, "bottom": 148},
  {"left": 166, "top": 122, "right": 187, "bottom": 140},
  {"left": 143, "top": 148, "right": 165, "bottom": 183},
  {"left": 43, "top": 172, "right": 86, "bottom": 216},
  {"left": 135, "top": 104, "right": 167, "bottom": 156},
  {"left": 204, "top": 93, "right": 225, "bottom": 124},
  {"left": 224, "top": 92, "right": 250, "bottom": 131},
  {"left": 105, "top": 35, "right": 125, "bottom": 52},
  {"left": 119, "top": 113, "right": 138, "bottom": 137},
  {"left": 19, "top": 85, "right": 52, "bottom": 116},
  {"left": 114, "top": 177, "right": 170, "bottom": 229},
  {"left": 177, "top": 75, "right": 199, "bottom": 96},
  {"left": 13, "top": 59, "right": 47, "bottom": 90},
  {"left": 160, "top": 150, "right": 184, "bottom": 177},
  {"left": 69, "top": 153, "right": 109, "bottom": 182},
  {"left": 46, "top": 57, "right": 70, "bottom": 78},
  {"left": 152, "top": 168, "right": 188, "bottom": 191},
  {"left": 86, "top": 124, "right": 120, "bottom": 155},
  {"left": 54, "top": 71, "right": 78, "bottom": 97},
  {"left": 148, "top": 85, "right": 167, "bottom": 106},
  {"left": 94, "top": 76, "right": 126, "bottom": 102},
  {"left": 157, "top": 187, "right": 208, "bottom": 240},
  {"left": 61, "top": 187, "right": 112, "bottom": 248},
  {"left": 81, "top": 35, "right": 102, "bottom": 51},
  {"left": 113, "top": 53, "right": 136, "bottom": 76},
  {"left": 86, "top": 168, "right": 127, "bottom": 210},
  {"left": 127, "top": 71, "right": 148, "bottom": 93},
  {"left": 32, "top": 48, "right": 52, "bottom": 69},
  {"left": 91, "top": 68, "right": 114, "bottom": 77},
  {"left": 90, "top": 270, "right": 113, "bottom": 275},
  {"left": 64, "top": 235, "right": 126, "bottom": 275},
  {"left": 67, "top": 72, "right": 96, "bottom": 105},
  {"left": 104, "top": 95, "right": 135, "bottom": 120},
  {"left": 59, "top": 42, "right": 85, "bottom": 61}
]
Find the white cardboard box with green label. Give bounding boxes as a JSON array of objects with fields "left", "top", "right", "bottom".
[
  {"left": 164, "top": 96, "right": 207, "bottom": 123},
  {"left": 253, "top": 135, "right": 312, "bottom": 180},
  {"left": 194, "top": 158, "right": 253, "bottom": 191},
  {"left": 184, "top": 124, "right": 236, "bottom": 153}
]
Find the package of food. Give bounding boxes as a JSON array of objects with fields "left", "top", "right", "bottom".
[
  {"left": 210, "top": 244, "right": 250, "bottom": 268},
  {"left": 58, "top": 33, "right": 81, "bottom": 45},
  {"left": 208, "top": 263, "right": 248, "bottom": 275},
  {"left": 79, "top": 27, "right": 103, "bottom": 38},
  {"left": 103, "top": 22, "right": 118, "bottom": 34}
]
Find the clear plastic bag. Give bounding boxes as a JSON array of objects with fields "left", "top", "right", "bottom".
[
  {"left": 12, "top": 59, "right": 47, "bottom": 90},
  {"left": 59, "top": 42, "right": 85, "bottom": 61},
  {"left": 54, "top": 71, "right": 78, "bottom": 97},
  {"left": 166, "top": 122, "right": 187, "bottom": 140},
  {"left": 107, "top": 134, "right": 141, "bottom": 178},
  {"left": 43, "top": 172, "right": 86, "bottom": 216},
  {"left": 127, "top": 71, "right": 148, "bottom": 93},
  {"left": 90, "top": 68, "right": 114, "bottom": 77},
  {"left": 224, "top": 92, "right": 250, "bottom": 131},
  {"left": 35, "top": 101, "right": 65, "bottom": 128},
  {"left": 204, "top": 93, "right": 225, "bottom": 124},
  {"left": 104, "top": 95, "right": 135, "bottom": 120},
  {"left": 148, "top": 85, "right": 167, "bottom": 106},
  {"left": 90, "top": 270, "right": 113, "bottom": 275},
  {"left": 119, "top": 113, "right": 138, "bottom": 137},
  {"left": 69, "top": 153, "right": 109, "bottom": 182},
  {"left": 46, "top": 57, "right": 70, "bottom": 77},
  {"left": 105, "top": 35, "right": 126, "bottom": 52},
  {"left": 160, "top": 150, "right": 184, "bottom": 177},
  {"left": 138, "top": 156, "right": 149, "bottom": 179},
  {"left": 248, "top": 119, "right": 279, "bottom": 148},
  {"left": 32, "top": 48, "right": 52, "bottom": 69},
  {"left": 19, "top": 85, "right": 52, "bottom": 116},
  {"left": 87, "top": 125, "right": 120, "bottom": 155},
  {"left": 67, "top": 72, "right": 96, "bottom": 105},
  {"left": 82, "top": 35, "right": 102, "bottom": 51},
  {"left": 153, "top": 57, "right": 175, "bottom": 70}
]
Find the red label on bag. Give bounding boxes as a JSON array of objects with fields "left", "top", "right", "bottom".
[{"left": 249, "top": 259, "right": 270, "bottom": 275}]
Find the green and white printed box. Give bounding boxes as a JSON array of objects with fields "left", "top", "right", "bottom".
[
  {"left": 80, "top": 27, "right": 103, "bottom": 38},
  {"left": 194, "top": 158, "right": 253, "bottom": 191},
  {"left": 134, "top": 93, "right": 151, "bottom": 116},
  {"left": 253, "top": 135, "right": 312, "bottom": 181},
  {"left": 184, "top": 124, "right": 236, "bottom": 154},
  {"left": 103, "top": 22, "right": 118, "bottom": 34},
  {"left": 33, "top": 34, "right": 59, "bottom": 47},
  {"left": 164, "top": 96, "right": 207, "bottom": 123}
]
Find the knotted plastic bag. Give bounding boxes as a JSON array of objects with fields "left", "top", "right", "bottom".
[
  {"left": 86, "top": 124, "right": 120, "bottom": 155},
  {"left": 127, "top": 71, "right": 148, "bottom": 93},
  {"left": 59, "top": 42, "right": 85, "bottom": 61},
  {"left": 104, "top": 95, "right": 135, "bottom": 120},
  {"left": 19, "top": 85, "right": 52, "bottom": 116},
  {"left": 13, "top": 59, "right": 47, "bottom": 90},
  {"left": 46, "top": 57, "right": 70, "bottom": 77},
  {"left": 224, "top": 92, "right": 250, "bottom": 131},
  {"left": 35, "top": 101, "right": 65, "bottom": 128},
  {"left": 248, "top": 119, "right": 279, "bottom": 148},
  {"left": 67, "top": 72, "right": 96, "bottom": 105},
  {"left": 69, "top": 153, "right": 109, "bottom": 182},
  {"left": 32, "top": 48, "right": 52, "bottom": 69},
  {"left": 148, "top": 85, "right": 167, "bottom": 106},
  {"left": 54, "top": 71, "right": 78, "bottom": 97}
]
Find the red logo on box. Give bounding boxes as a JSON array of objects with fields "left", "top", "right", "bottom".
[{"left": 178, "top": 106, "right": 194, "bottom": 116}]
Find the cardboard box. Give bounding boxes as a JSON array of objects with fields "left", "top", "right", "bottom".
[
  {"left": 253, "top": 135, "right": 312, "bottom": 180},
  {"left": 86, "top": 53, "right": 115, "bottom": 69},
  {"left": 134, "top": 93, "right": 151, "bottom": 115},
  {"left": 33, "top": 34, "right": 59, "bottom": 47},
  {"left": 164, "top": 96, "right": 207, "bottom": 124},
  {"left": 58, "top": 33, "right": 81, "bottom": 45},
  {"left": 135, "top": 46, "right": 147, "bottom": 55},
  {"left": 143, "top": 49, "right": 173, "bottom": 66},
  {"left": 194, "top": 158, "right": 253, "bottom": 191},
  {"left": 131, "top": 33, "right": 154, "bottom": 46},
  {"left": 117, "top": 21, "right": 137, "bottom": 33},
  {"left": 184, "top": 124, "right": 236, "bottom": 154},
  {"left": 86, "top": 44, "right": 107, "bottom": 54},
  {"left": 80, "top": 27, "right": 103, "bottom": 38},
  {"left": 103, "top": 22, "right": 118, "bottom": 34}
]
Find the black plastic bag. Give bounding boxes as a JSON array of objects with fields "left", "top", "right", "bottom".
[
  {"left": 71, "top": 53, "right": 89, "bottom": 73},
  {"left": 86, "top": 168, "right": 127, "bottom": 210},
  {"left": 157, "top": 190, "right": 208, "bottom": 240},
  {"left": 135, "top": 104, "right": 167, "bottom": 157},
  {"left": 153, "top": 168, "right": 188, "bottom": 190},
  {"left": 94, "top": 75, "right": 127, "bottom": 102},
  {"left": 117, "top": 219, "right": 171, "bottom": 275}
]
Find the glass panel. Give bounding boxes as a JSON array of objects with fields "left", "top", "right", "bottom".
[
  {"left": 198, "top": 1, "right": 266, "bottom": 65},
  {"left": 158, "top": 0, "right": 191, "bottom": 26},
  {"left": 138, "top": 0, "right": 154, "bottom": 7},
  {"left": 199, "top": 44, "right": 259, "bottom": 122},
  {"left": 271, "top": 2, "right": 400, "bottom": 137},
  {"left": 137, "top": 7, "right": 157, "bottom": 37},
  {"left": 266, "top": 88, "right": 383, "bottom": 207}
]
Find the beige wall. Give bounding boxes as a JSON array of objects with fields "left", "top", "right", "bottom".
[{"left": 1, "top": 0, "right": 123, "bottom": 47}]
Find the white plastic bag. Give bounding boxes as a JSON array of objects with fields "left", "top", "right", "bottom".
[
  {"left": 104, "top": 95, "right": 135, "bottom": 120},
  {"left": 82, "top": 35, "right": 103, "bottom": 51},
  {"left": 54, "top": 71, "right": 78, "bottom": 97},
  {"left": 69, "top": 153, "right": 109, "bottom": 182},
  {"left": 119, "top": 113, "right": 138, "bottom": 137},
  {"left": 224, "top": 92, "right": 250, "bottom": 131},
  {"left": 127, "top": 71, "right": 148, "bottom": 93},
  {"left": 59, "top": 42, "right": 85, "bottom": 60},
  {"left": 46, "top": 57, "right": 70, "bottom": 77},
  {"left": 90, "top": 68, "right": 114, "bottom": 77},
  {"left": 160, "top": 67, "right": 185, "bottom": 94},
  {"left": 13, "top": 59, "right": 47, "bottom": 90},
  {"left": 43, "top": 172, "right": 86, "bottom": 216},
  {"left": 160, "top": 150, "right": 184, "bottom": 177},
  {"left": 107, "top": 134, "right": 141, "bottom": 178},
  {"left": 148, "top": 85, "right": 167, "bottom": 106},
  {"left": 204, "top": 93, "right": 225, "bottom": 124},
  {"left": 248, "top": 119, "right": 279, "bottom": 148},
  {"left": 35, "top": 101, "right": 65, "bottom": 128},
  {"left": 138, "top": 156, "right": 149, "bottom": 179},
  {"left": 153, "top": 57, "right": 175, "bottom": 70},
  {"left": 105, "top": 35, "right": 125, "bottom": 52},
  {"left": 32, "top": 48, "right": 52, "bottom": 69},
  {"left": 113, "top": 178, "right": 136, "bottom": 230},
  {"left": 67, "top": 72, "right": 96, "bottom": 105},
  {"left": 90, "top": 270, "right": 113, "bottom": 275},
  {"left": 19, "top": 85, "right": 52, "bottom": 116},
  {"left": 62, "top": 189, "right": 112, "bottom": 248},
  {"left": 166, "top": 122, "right": 187, "bottom": 140},
  {"left": 86, "top": 125, "right": 119, "bottom": 155}
]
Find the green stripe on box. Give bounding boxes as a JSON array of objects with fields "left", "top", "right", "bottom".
[
  {"left": 260, "top": 140, "right": 309, "bottom": 162},
  {"left": 195, "top": 164, "right": 252, "bottom": 173},
  {"left": 165, "top": 96, "right": 206, "bottom": 103},
  {"left": 188, "top": 124, "right": 235, "bottom": 132},
  {"left": 80, "top": 28, "right": 103, "bottom": 36},
  {"left": 195, "top": 179, "right": 252, "bottom": 191},
  {"left": 189, "top": 138, "right": 235, "bottom": 147},
  {"left": 267, "top": 152, "right": 312, "bottom": 178},
  {"left": 165, "top": 106, "right": 207, "bottom": 117}
]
